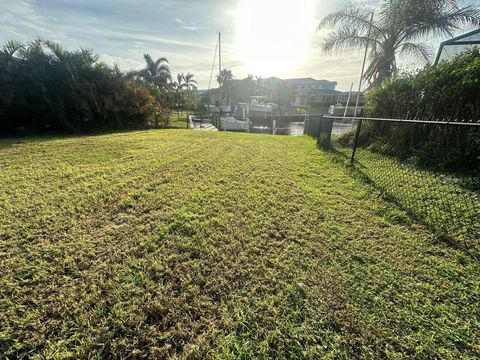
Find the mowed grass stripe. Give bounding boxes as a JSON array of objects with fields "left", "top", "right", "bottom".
[
  {"left": 0, "top": 131, "right": 212, "bottom": 243},
  {"left": 0, "top": 131, "right": 479, "bottom": 359}
]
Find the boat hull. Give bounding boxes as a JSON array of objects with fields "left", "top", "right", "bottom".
[{"left": 219, "top": 117, "right": 249, "bottom": 131}]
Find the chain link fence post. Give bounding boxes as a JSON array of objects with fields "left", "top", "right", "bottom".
[{"left": 350, "top": 118, "right": 363, "bottom": 164}]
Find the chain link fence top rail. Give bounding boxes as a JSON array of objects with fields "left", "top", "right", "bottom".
[{"left": 319, "top": 115, "right": 480, "bottom": 256}]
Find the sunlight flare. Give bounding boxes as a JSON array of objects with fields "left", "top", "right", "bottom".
[{"left": 235, "top": 0, "right": 315, "bottom": 76}]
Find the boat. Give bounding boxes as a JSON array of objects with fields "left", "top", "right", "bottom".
[
  {"left": 205, "top": 33, "right": 279, "bottom": 131},
  {"left": 328, "top": 103, "right": 365, "bottom": 117},
  {"left": 205, "top": 32, "right": 250, "bottom": 132},
  {"left": 246, "top": 96, "right": 276, "bottom": 114},
  {"left": 217, "top": 116, "right": 250, "bottom": 131}
]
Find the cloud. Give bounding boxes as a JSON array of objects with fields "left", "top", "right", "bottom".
[
  {"left": 0, "top": 0, "right": 470, "bottom": 89},
  {"left": 175, "top": 18, "right": 203, "bottom": 31},
  {"left": 98, "top": 53, "right": 144, "bottom": 71},
  {"left": 0, "top": 0, "right": 361, "bottom": 88}
]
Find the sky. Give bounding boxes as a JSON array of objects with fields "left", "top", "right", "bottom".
[{"left": 0, "top": 0, "right": 473, "bottom": 91}]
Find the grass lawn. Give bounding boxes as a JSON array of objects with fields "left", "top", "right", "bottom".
[
  {"left": 1, "top": 130, "right": 479, "bottom": 358},
  {"left": 169, "top": 112, "right": 190, "bottom": 129},
  {"left": 332, "top": 147, "right": 480, "bottom": 256}
]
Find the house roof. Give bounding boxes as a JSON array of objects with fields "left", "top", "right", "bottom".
[
  {"left": 434, "top": 28, "right": 480, "bottom": 65},
  {"left": 440, "top": 28, "right": 480, "bottom": 44},
  {"left": 285, "top": 78, "right": 337, "bottom": 85},
  {"left": 261, "top": 76, "right": 284, "bottom": 82},
  {"left": 198, "top": 77, "right": 338, "bottom": 93}
]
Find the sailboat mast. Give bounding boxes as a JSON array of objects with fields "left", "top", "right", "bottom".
[{"left": 218, "top": 32, "right": 222, "bottom": 75}]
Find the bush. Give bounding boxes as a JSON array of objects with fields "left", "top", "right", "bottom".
[
  {"left": 0, "top": 39, "right": 170, "bottom": 134},
  {"left": 367, "top": 48, "right": 480, "bottom": 120},
  {"left": 343, "top": 49, "right": 480, "bottom": 172}
]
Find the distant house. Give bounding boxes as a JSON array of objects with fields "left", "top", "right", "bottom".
[
  {"left": 200, "top": 79, "right": 256, "bottom": 106},
  {"left": 256, "top": 77, "right": 285, "bottom": 91},
  {"left": 201, "top": 76, "right": 341, "bottom": 109},
  {"left": 285, "top": 77, "right": 337, "bottom": 91},
  {"left": 308, "top": 90, "right": 365, "bottom": 114},
  {"left": 284, "top": 78, "right": 338, "bottom": 106}
]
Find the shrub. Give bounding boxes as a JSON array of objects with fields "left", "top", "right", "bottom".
[
  {"left": 367, "top": 48, "right": 480, "bottom": 121},
  {"left": 340, "top": 49, "right": 480, "bottom": 172},
  {"left": 0, "top": 39, "right": 170, "bottom": 134}
]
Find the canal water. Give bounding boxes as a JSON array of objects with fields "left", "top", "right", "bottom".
[
  {"left": 192, "top": 117, "right": 354, "bottom": 136},
  {"left": 257, "top": 121, "right": 354, "bottom": 136}
]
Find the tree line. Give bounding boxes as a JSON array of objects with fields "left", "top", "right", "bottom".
[{"left": 0, "top": 39, "right": 198, "bottom": 134}]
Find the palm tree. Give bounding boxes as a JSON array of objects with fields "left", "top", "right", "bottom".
[
  {"left": 217, "top": 69, "right": 233, "bottom": 87},
  {"left": 137, "top": 54, "right": 171, "bottom": 89},
  {"left": 318, "top": 0, "right": 480, "bottom": 86},
  {"left": 174, "top": 73, "right": 185, "bottom": 91},
  {"left": 183, "top": 73, "right": 198, "bottom": 91},
  {"left": 0, "top": 40, "right": 24, "bottom": 61},
  {"left": 217, "top": 69, "right": 233, "bottom": 105}
]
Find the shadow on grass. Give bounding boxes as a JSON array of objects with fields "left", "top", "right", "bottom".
[{"left": 327, "top": 145, "right": 479, "bottom": 261}]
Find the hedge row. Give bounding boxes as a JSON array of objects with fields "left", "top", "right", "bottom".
[
  {"left": 346, "top": 49, "right": 480, "bottom": 172},
  {"left": 0, "top": 40, "right": 170, "bottom": 134}
]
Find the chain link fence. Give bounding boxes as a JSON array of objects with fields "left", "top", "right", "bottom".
[{"left": 310, "top": 115, "right": 480, "bottom": 256}]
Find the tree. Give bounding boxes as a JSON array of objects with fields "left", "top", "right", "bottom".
[
  {"left": 170, "top": 73, "right": 198, "bottom": 126},
  {"left": 136, "top": 54, "right": 171, "bottom": 90},
  {"left": 217, "top": 69, "right": 233, "bottom": 87},
  {"left": 174, "top": 73, "right": 185, "bottom": 91},
  {"left": 173, "top": 73, "right": 197, "bottom": 91},
  {"left": 126, "top": 54, "right": 172, "bottom": 109},
  {"left": 0, "top": 40, "right": 24, "bottom": 62},
  {"left": 183, "top": 73, "right": 198, "bottom": 91},
  {"left": 318, "top": 0, "right": 480, "bottom": 86},
  {"left": 217, "top": 69, "right": 233, "bottom": 104},
  {"left": 0, "top": 39, "right": 164, "bottom": 133}
]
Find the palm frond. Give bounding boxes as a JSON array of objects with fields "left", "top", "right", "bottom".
[
  {"left": 44, "top": 40, "right": 68, "bottom": 61},
  {"left": 22, "top": 39, "right": 45, "bottom": 60},
  {"left": 318, "top": 4, "right": 382, "bottom": 36},
  {"left": 156, "top": 64, "right": 170, "bottom": 73},
  {"left": 437, "top": 4, "right": 480, "bottom": 28},
  {"left": 176, "top": 73, "right": 184, "bottom": 87},
  {"left": 143, "top": 54, "right": 155, "bottom": 69},
  {"left": 1, "top": 40, "right": 25, "bottom": 57},
  {"left": 399, "top": 42, "right": 432, "bottom": 63},
  {"left": 78, "top": 48, "right": 98, "bottom": 64},
  {"left": 402, "top": 3, "right": 480, "bottom": 41},
  {"left": 321, "top": 26, "right": 383, "bottom": 54},
  {"left": 155, "top": 57, "right": 169, "bottom": 68},
  {"left": 184, "top": 73, "right": 196, "bottom": 83}
]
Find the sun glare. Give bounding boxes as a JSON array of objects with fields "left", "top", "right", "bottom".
[{"left": 235, "top": 0, "right": 315, "bottom": 77}]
